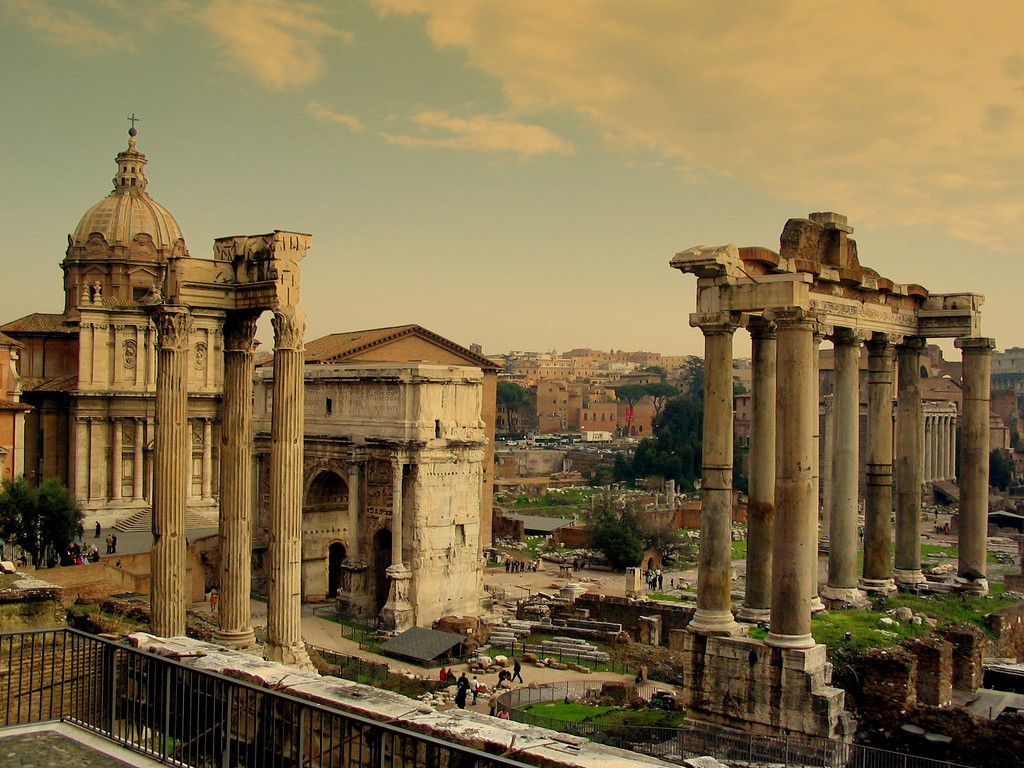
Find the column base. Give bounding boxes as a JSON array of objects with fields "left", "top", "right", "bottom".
[
  {"left": 820, "top": 585, "right": 869, "bottom": 608},
  {"left": 810, "top": 595, "right": 826, "bottom": 613},
  {"left": 264, "top": 641, "right": 313, "bottom": 670},
  {"left": 379, "top": 564, "right": 415, "bottom": 633},
  {"left": 736, "top": 605, "right": 771, "bottom": 623},
  {"left": 764, "top": 631, "right": 815, "bottom": 650},
  {"left": 894, "top": 568, "right": 928, "bottom": 588},
  {"left": 688, "top": 608, "right": 743, "bottom": 636},
  {"left": 212, "top": 628, "right": 256, "bottom": 650},
  {"left": 859, "top": 577, "right": 897, "bottom": 595},
  {"left": 954, "top": 576, "right": 988, "bottom": 596}
]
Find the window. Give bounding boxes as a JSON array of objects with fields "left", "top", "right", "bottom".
[
  {"left": 133, "top": 287, "right": 148, "bottom": 301},
  {"left": 435, "top": 419, "right": 442, "bottom": 438},
  {"left": 326, "top": 398, "right": 332, "bottom": 416},
  {"left": 455, "top": 524, "right": 466, "bottom": 546}
]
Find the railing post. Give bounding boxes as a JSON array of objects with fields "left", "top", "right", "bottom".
[
  {"left": 162, "top": 663, "right": 172, "bottom": 759},
  {"left": 220, "top": 682, "right": 233, "bottom": 768}
]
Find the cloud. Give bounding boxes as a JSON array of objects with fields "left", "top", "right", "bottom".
[
  {"left": 382, "top": 111, "right": 573, "bottom": 158},
  {"left": 2, "top": 0, "right": 136, "bottom": 53},
  {"left": 199, "top": 0, "right": 351, "bottom": 90},
  {"left": 372, "top": 0, "right": 1024, "bottom": 251},
  {"left": 306, "top": 100, "right": 363, "bottom": 132}
]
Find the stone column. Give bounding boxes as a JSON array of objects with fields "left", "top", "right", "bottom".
[
  {"left": 823, "top": 329, "right": 866, "bottom": 604},
  {"left": 214, "top": 312, "right": 259, "bottom": 650},
  {"left": 739, "top": 320, "right": 775, "bottom": 623},
  {"left": 895, "top": 337, "right": 926, "bottom": 587},
  {"left": 110, "top": 418, "right": 122, "bottom": 501},
  {"left": 151, "top": 306, "right": 192, "bottom": 638},
  {"left": 861, "top": 334, "right": 896, "bottom": 594},
  {"left": 347, "top": 449, "right": 364, "bottom": 562},
  {"left": 265, "top": 307, "right": 311, "bottom": 667},
  {"left": 955, "top": 337, "right": 994, "bottom": 594},
  {"left": 821, "top": 395, "right": 834, "bottom": 544},
  {"left": 381, "top": 456, "right": 415, "bottom": 631},
  {"left": 765, "top": 308, "right": 817, "bottom": 649},
  {"left": 689, "top": 313, "right": 741, "bottom": 636},
  {"left": 809, "top": 330, "right": 826, "bottom": 613},
  {"left": 948, "top": 415, "right": 957, "bottom": 480},
  {"left": 201, "top": 418, "right": 213, "bottom": 499},
  {"left": 133, "top": 419, "right": 144, "bottom": 500},
  {"left": 938, "top": 415, "right": 949, "bottom": 480}
]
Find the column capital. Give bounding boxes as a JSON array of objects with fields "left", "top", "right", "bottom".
[
  {"left": 830, "top": 327, "right": 868, "bottom": 346},
  {"left": 689, "top": 311, "right": 744, "bottom": 334},
  {"left": 955, "top": 336, "right": 996, "bottom": 353},
  {"left": 271, "top": 306, "right": 306, "bottom": 351},
  {"left": 763, "top": 306, "right": 823, "bottom": 332},
  {"left": 350, "top": 445, "right": 368, "bottom": 465},
  {"left": 747, "top": 316, "right": 776, "bottom": 340},
  {"left": 154, "top": 305, "right": 192, "bottom": 351},
  {"left": 223, "top": 311, "right": 260, "bottom": 353},
  {"left": 897, "top": 335, "right": 927, "bottom": 352}
]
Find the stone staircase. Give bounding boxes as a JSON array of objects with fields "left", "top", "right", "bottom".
[{"left": 113, "top": 507, "right": 219, "bottom": 533}]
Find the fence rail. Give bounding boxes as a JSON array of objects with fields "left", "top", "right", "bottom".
[
  {"left": 496, "top": 680, "right": 976, "bottom": 768},
  {"left": 489, "top": 640, "right": 631, "bottom": 674},
  {"left": 305, "top": 644, "right": 390, "bottom": 686},
  {"left": 0, "top": 628, "right": 534, "bottom": 768}
]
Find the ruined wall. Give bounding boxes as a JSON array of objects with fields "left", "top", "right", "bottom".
[
  {"left": 576, "top": 593, "right": 694, "bottom": 640},
  {"left": 987, "top": 600, "right": 1024, "bottom": 660}
]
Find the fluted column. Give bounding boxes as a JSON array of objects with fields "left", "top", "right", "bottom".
[
  {"left": 895, "top": 338, "right": 926, "bottom": 587},
  {"left": 765, "top": 308, "right": 817, "bottom": 649},
  {"left": 823, "top": 329, "right": 866, "bottom": 604},
  {"left": 809, "top": 330, "right": 826, "bottom": 613},
  {"left": 938, "top": 415, "right": 949, "bottom": 480},
  {"left": 214, "top": 312, "right": 259, "bottom": 649},
  {"left": 955, "top": 337, "right": 994, "bottom": 594},
  {"left": 133, "top": 419, "right": 144, "bottom": 500},
  {"left": 861, "top": 334, "right": 896, "bottom": 593},
  {"left": 202, "top": 418, "right": 213, "bottom": 499},
  {"left": 151, "top": 306, "right": 192, "bottom": 638},
  {"left": 110, "top": 418, "right": 122, "bottom": 500},
  {"left": 265, "top": 307, "right": 311, "bottom": 667},
  {"left": 689, "top": 312, "right": 741, "bottom": 636},
  {"left": 391, "top": 458, "right": 404, "bottom": 566},
  {"left": 739, "top": 320, "right": 775, "bottom": 622},
  {"left": 948, "top": 415, "right": 957, "bottom": 480},
  {"left": 380, "top": 456, "right": 415, "bottom": 631}
]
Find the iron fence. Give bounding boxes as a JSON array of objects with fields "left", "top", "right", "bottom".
[
  {"left": 496, "top": 681, "right": 977, "bottom": 768},
  {"left": 305, "top": 644, "right": 390, "bottom": 687},
  {"left": 0, "top": 628, "right": 536, "bottom": 768},
  {"left": 488, "top": 640, "right": 631, "bottom": 674}
]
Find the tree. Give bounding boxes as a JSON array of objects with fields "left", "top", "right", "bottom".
[
  {"left": 644, "top": 382, "right": 679, "bottom": 420},
  {"left": 496, "top": 381, "right": 529, "bottom": 434},
  {"left": 990, "top": 448, "right": 1014, "bottom": 491},
  {"left": 614, "top": 384, "right": 649, "bottom": 435},
  {"left": 0, "top": 477, "right": 81, "bottom": 566},
  {"left": 590, "top": 506, "right": 644, "bottom": 569}
]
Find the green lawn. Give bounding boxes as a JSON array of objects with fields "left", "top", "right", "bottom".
[
  {"left": 522, "top": 702, "right": 686, "bottom": 728},
  {"left": 731, "top": 539, "right": 747, "bottom": 560},
  {"left": 523, "top": 702, "right": 618, "bottom": 723},
  {"left": 811, "top": 606, "right": 926, "bottom": 653},
  {"left": 648, "top": 592, "right": 686, "bottom": 602}
]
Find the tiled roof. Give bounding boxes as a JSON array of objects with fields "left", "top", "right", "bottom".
[
  {"left": 257, "top": 324, "right": 497, "bottom": 371},
  {"left": 0, "top": 313, "right": 77, "bottom": 335},
  {"left": 0, "top": 331, "right": 22, "bottom": 347},
  {"left": 0, "top": 399, "right": 32, "bottom": 412},
  {"left": 22, "top": 374, "right": 78, "bottom": 393}
]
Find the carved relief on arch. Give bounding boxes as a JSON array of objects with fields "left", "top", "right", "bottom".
[{"left": 129, "top": 233, "right": 157, "bottom": 261}]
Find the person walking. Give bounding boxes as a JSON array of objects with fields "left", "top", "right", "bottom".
[
  {"left": 470, "top": 675, "right": 480, "bottom": 705},
  {"left": 94, "top": 521, "right": 101, "bottom": 539},
  {"left": 488, "top": 690, "right": 501, "bottom": 717},
  {"left": 76, "top": 522, "right": 85, "bottom": 542},
  {"left": 455, "top": 672, "right": 470, "bottom": 709},
  {"left": 512, "top": 659, "right": 523, "bottom": 684},
  {"left": 111, "top": 534, "right": 118, "bottom": 554}
]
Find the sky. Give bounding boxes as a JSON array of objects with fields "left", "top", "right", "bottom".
[{"left": 1, "top": 0, "right": 1022, "bottom": 358}]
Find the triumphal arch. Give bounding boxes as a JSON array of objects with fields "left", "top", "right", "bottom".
[
  {"left": 671, "top": 212, "right": 993, "bottom": 739},
  {"left": 148, "top": 230, "right": 314, "bottom": 667}
]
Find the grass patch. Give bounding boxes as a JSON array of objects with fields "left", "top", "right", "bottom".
[
  {"left": 748, "top": 626, "right": 769, "bottom": 640},
  {"left": 811, "top": 607, "right": 925, "bottom": 654},
  {"left": 921, "top": 544, "right": 958, "bottom": 559},
  {"left": 648, "top": 592, "right": 686, "bottom": 603},
  {"left": 731, "top": 539, "right": 747, "bottom": 560},
  {"left": 591, "top": 708, "right": 687, "bottom": 728},
  {"left": 881, "top": 593, "right": 999, "bottom": 634},
  {"left": 523, "top": 702, "right": 618, "bottom": 723}
]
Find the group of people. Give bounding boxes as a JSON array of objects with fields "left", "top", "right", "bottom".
[
  {"left": 645, "top": 567, "right": 664, "bottom": 591},
  {"left": 503, "top": 558, "right": 536, "bottom": 573},
  {"left": 439, "top": 658, "right": 524, "bottom": 716},
  {"left": 64, "top": 541, "right": 101, "bottom": 565}
]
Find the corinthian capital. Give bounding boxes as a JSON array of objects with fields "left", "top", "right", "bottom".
[
  {"left": 271, "top": 307, "right": 305, "bottom": 351},
  {"left": 155, "top": 306, "right": 192, "bottom": 351},
  {"left": 223, "top": 311, "right": 260, "bottom": 354}
]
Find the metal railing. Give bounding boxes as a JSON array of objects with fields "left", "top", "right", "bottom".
[
  {"left": 496, "top": 681, "right": 977, "bottom": 768},
  {"left": 0, "top": 628, "right": 535, "bottom": 768},
  {"left": 306, "top": 644, "right": 390, "bottom": 687},
  {"left": 488, "top": 640, "right": 631, "bottom": 674}
]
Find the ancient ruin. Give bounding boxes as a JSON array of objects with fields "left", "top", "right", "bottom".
[{"left": 671, "top": 212, "right": 993, "bottom": 739}]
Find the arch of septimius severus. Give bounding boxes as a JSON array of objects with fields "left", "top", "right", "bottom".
[
  {"left": 148, "top": 230, "right": 315, "bottom": 667},
  {"left": 669, "top": 212, "right": 992, "bottom": 739}
]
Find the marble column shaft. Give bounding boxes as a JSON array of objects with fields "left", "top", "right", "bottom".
[
  {"left": 214, "top": 312, "right": 259, "bottom": 649},
  {"left": 740, "top": 322, "right": 775, "bottom": 621},
  {"left": 348, "top": 455, "right": 362, "bottom": 561},
  {"left": 825, "top": 330, "right": 863, "bottom": 600},
  {"left": 133, "top": 419, "right": 144, "bottom": 500},
  {"left": 690, "top": 317, "right": 741, "bottom": 636},
  {"left": 202, "top": 419, "right": 213, "bottom": 499},
  {"left": 955, "top": 337, "right": 994, "bottom": 593},
  {"left": 391, "top": 459, "right": 404, "bottom": 566},
  {"left": 110, "top": 418, "right": 122, "bottom": 500},
  {"left": 151, "top": 306, "right": 192, "bottom": 638},
  {"left": 766, "top": 309, "right": 816, "bottom": 649},
  {"left": 862, "top": 335, "right": 896, "bottom": 592},
  {"left": 894, "top": 338, "right": 926, "bottom": 585},
  {"left": 265, "top": 307, "right": 311, "bottom": 667}
]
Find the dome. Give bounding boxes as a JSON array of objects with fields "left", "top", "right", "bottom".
[{"left": 70, "top": 131, "right": 185, "bottom": 253}]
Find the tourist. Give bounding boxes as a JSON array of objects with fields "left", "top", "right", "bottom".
[
  {"left": 77, "top": 522, "right": 85, "bottom": 542},
  {"left": 94, "top": 521, "right": 101, "bottom": 539},
  {"left": 470, "top": 675, "right": 480, "bottom": 705},
  {"left": 512, "top": 659, "right": 523, "bottom": 684},
  {"left": 497, "top": 709, "right": 510, "bottom": 720},
  {"left": 657, "top": 569, "right": 664, "bottom": 591},
  {"left": 455, "top": 673, "right": 470, "bottom": 709},
  {"left": 439, "top": 666, "right": 448, "bottom": 682},
  {"left": 105, "top": 534, "right": 112, "bottom": 554},
  {"left": 111, "top": 534, "right": 118, "bottom": 554},
  {"left": 488, "top": 690, "right": 501, "bottom": 716}
]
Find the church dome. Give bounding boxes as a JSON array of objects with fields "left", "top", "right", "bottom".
[{"left": 70, "top": 127, "right": 185, "bottom": 252}]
